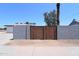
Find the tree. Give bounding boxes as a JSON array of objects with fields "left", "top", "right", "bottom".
[
  {"left": 44, "top": 10, "right": 57, "bottom": 26},
  {"left": 25, "top": 22, "right": 29, "bottom": 24},
  {"left": 44, "top": 3, "right": 60, "bottom": 26},
  {"left": 15, "top": 22, "right": 19, "bottom": 24}
]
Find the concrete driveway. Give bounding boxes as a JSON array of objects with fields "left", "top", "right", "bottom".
[
  {"left": 0, "top": 32, "right": 13, "bottom": 45},
  {"left": 0, "top": 40, "right": 79, "bottom": 56},
  {"left": 0, "top": 31, "right": 79, "bottom": 56}
]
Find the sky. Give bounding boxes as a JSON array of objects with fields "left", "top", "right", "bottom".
[{"left": 0, "top": 3, "right": 79, "bottom": 27}]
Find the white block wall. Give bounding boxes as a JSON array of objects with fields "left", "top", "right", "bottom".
[
  {"left": 26, "top": 25, "right": 30, "bottom": 39},
  {"left": 58, "top": 26, "right": 79, "bottom": 39},
  {"left": 13, "top": 25, "right": 29, "bottom": 39},
  {"left": 6, "top": 27, "right": 13, "bottom": 33}
]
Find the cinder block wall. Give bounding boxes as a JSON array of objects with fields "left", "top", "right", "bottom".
[
  {"left": 13, "top": 25, "right": 30, "bottom": 39},
  {"left": 6, "top": 27, "right": 13, "bottom": 33},
  {"left": 57, "top": 26, "right": 79, "bottom": 39}
]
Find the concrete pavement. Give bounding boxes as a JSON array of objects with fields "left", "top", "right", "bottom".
[
  {"left": 0, "top": 46, "right": 79, "bottom": 56},
  {"left": 0, "top": 32, "right": 13, "bottom": 45},
  {"left": 0, "top": 31, "right": 79, "bottom": 56}
]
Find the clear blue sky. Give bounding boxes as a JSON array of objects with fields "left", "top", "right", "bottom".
[{"left": 0, "top": 3, "right": 79, "bottom": 27}]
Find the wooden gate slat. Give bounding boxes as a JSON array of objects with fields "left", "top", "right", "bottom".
[{"left": 30, "top": 26, "right": 57, "bottom": 40}]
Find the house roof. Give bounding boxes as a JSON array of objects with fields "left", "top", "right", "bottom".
[
  {"left": 4, "top": 25, "right": 13, "bottom": 27},
  {"left": 4, "top": 23, "right": 36, "bottom": 27},
  {"left": 69, "top": 19, "right": 79, "bottom": 26}
]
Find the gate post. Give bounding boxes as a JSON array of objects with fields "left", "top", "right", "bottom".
[
  {"left": 56, "top": 26, "right": 57, "bottom": 40},
  {"left": 26, "top": 25, "right": 30, "bottom": 39}
]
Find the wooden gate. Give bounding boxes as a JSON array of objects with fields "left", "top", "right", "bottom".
[{"left": 30, "top": 26, "right": 57, "bottom": 40}]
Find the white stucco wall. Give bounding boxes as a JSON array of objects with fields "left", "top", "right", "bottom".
[
  {"left": 58, "top": 26, "right": 79, "bottom": 39},
  {"left": 6, "top": 27, "right": 13, "bottom": 33}
]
